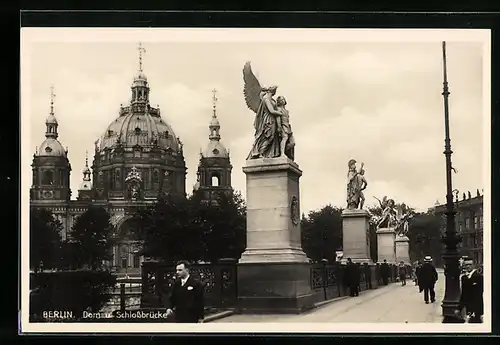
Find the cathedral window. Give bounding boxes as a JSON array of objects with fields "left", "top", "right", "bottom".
[
  {"left": 211, "top": 174, "right": 220, "bottom": 187},
  {"left": 135, "top": 127, "right": 141, "bottom": 135},
  {"left": 115, "top": 169, "right": 121, "bottom": 188},
  {"left": 42, "top": 170, "right": 54, "bottom": 185}
]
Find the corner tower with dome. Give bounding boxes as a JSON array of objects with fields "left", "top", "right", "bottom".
[
  {"left": 30, "top": 44, "right": 188, "bottom": 275},
  {"left": 193, "top": 89, "right": 233, "bottom": 202}
]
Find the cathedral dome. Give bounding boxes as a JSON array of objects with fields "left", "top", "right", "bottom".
[
  {"left": 38, "top": 137, "right": 66, "bottom": 157},
  {"left": 99, "top": 108, "right": 182, "bottom": 152}
]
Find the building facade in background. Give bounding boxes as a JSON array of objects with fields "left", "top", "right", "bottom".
[{"left": 433, "top": 190, "right": 484, "bottom": 266}]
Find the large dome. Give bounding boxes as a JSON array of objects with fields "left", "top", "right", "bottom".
[{"left": 99, "top": 106, "right": 182, "bottom": 153}]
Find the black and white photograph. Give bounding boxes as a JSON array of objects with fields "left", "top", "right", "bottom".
[{"left": 20, "top": 28, "right": 490, "bottom": 333}]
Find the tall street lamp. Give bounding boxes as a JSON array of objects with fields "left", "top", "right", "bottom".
[{"left": 440, "top": 41, "right": 464, "bottom": 323}]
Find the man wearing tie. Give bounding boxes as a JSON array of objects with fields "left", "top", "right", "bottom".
[{"left": 166, "top": 261, "right": 205, "bottom": 323}]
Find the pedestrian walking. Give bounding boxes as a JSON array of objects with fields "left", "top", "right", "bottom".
[
  {"left": 457, "top": 264, "right": 484, "bottom": 323},
  {"left": 166, "top": 261, "right": 205, "bottom": 323},
  {"left": 414, "top": 261, "right": 422, "bottom": 286},
  {"left": 398, "top": 261, "right": 407, "bottom": 286},
  {"left": 418, "top": 256, "right": 438, "bottom": 304},
  {"left": 345, "top": 258, "right": 360, "bottom": 297},
  {"left": 380, "top": 259, "right": 390, "bottom": 285}
]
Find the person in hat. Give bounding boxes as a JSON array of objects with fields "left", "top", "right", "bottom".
[
  {"left": 398, "top": 261, "right": 407, "bottom": 286},
  {"left": 418, "top": 256, "right": 438, "bottom": 304},
  {"left": 457, "top": 264, "right": 484, "bottom": 323}
]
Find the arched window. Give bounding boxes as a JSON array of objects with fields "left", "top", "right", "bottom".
[
  {"left": 42, "top": 170, "right": 54, "bottom": 185},
  {"left": 211, "top": 175, "right": 220, "bottom": 187},
  {"left": 115, "top": 169, "right": 121, "bottom": 188}
]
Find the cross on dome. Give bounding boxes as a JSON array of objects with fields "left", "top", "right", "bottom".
[
  {"left": 138, "top": 42, "right": 146, "bottom": 72},
  {"left": 212, "top": 88, "right": 218, "bottom": 118}
]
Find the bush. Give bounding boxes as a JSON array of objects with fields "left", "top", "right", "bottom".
[{"left": 30, "top": 270, "right": 117, "bottom": 321}]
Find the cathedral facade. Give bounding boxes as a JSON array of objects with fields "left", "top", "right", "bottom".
[{"left": 30, "top": 49, "right": 232, "bottom": 274}]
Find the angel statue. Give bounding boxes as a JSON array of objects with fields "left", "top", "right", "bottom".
[
  {"left": 346, "top": 159, "right": 367, "bottom": 209},
  {"left": 374, "top": 196, "right": 397, "bottom": 229},
  {"left": 243, "top": 61, "right": 295, "bottom": 160}
]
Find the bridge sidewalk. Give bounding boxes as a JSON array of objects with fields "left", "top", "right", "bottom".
[{"left": 211, "top": 272, "right": 444, "bottom": 323}]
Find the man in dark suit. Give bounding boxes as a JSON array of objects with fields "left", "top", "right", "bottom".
[
  {"left": 419, "top": 256, "right": 438, "bottom": 304},
  {"left": 380, "top": 259, "right": 390, "bottom": 285},
  {"left": 345, "top": 258, "right": 360, "bottom": 297},
  {"left": 458, "top": 264, "right": 484, "bottom": 323},
  {"left": 166, "top": 261, "right": 205, "bottom": 323}
]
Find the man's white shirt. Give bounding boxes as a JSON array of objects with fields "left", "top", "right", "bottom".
[{"left": 181, "top": 275, "right": 190, "bottom": 286}]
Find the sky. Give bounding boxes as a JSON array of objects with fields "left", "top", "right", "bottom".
[{"left": 23, "top": 29, "right": 487, "bottom": 214}]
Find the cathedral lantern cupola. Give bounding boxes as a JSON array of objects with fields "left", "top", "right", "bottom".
[
  {"left": 131, "top": 42, "right": 150, "bottom": 106},
  {"left": 30, "top": 86, "right": 72, "bottom": 202},
  {"left": 195, "top": 89, "right": 233, "bottom": 201}
]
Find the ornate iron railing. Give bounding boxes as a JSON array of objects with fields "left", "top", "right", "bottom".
[{"left": 141, "top": 260, "right": 238, "bottom": 310}]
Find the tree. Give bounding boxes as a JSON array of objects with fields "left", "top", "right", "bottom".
[
  {"left": 133, "top": 190, "right": 247, "bottom": 264},
  {"left": 407, "top": 211, "right": 444, "bottom": 267},
  {"left": 30, "top": 208, "right": 63, "bottom": 270},
  {"left": 301, "top": 205, "right": 343, "bottom": 262},
  {"left": 198, "top": 191, "right": 247, "bottom": 262},
  {"left": 71, "top": 206, "right": 112, "bottom": 270},
  {"left": 132, "top": 193, "right": 201, "bottom": 264}
]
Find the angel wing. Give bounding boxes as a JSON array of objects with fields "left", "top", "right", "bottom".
[{"left": 243, "top": 61, "right": 263, "bottom": 114}]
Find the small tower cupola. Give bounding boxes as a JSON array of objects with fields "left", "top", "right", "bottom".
[
  {"left": 195, "top": 89, "right": 233, "bottom": 200},
  {"left": 45, "top": 86, "right": 59, "bottom": 139},
  {"left": 82, "top": 151, "right": 92, "bottom": 186},
  {"left": 77, "top": 151, "right": 93, "bottom": 201},
  {"left": 31, "top": 86, "right": 72, "bottom": 202},
  {"left": 131, "top": 42, "right": 150, "bottom": 105},
  {"left": 209, "top": 89, "right": 221, "bottom": 141}
]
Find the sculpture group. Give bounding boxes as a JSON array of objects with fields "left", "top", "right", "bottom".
[
  {"left": 243, "top": 62, "right": 296, "bottom": 161},
  {"left": 373, "top": 196, "right": 413, "bottom": 237}
]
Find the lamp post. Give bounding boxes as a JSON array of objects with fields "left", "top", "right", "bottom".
[{"left": 440, "top": 41, "right": 463, "bottom": 323}]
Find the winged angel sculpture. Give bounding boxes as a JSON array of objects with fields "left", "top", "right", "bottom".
[{"left": 243, "top": 62, "right": 296, "bottom": 160}]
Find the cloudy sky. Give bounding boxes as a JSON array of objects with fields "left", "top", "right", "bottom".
[{"left": 22, "top": 29, "right": 488, "bottom": 214}]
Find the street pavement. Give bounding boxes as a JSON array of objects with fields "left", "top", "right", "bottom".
[{"left": 213, "top": 270, "right": 445, "bottom": 323}]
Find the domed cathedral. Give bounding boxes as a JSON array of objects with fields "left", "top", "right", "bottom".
[
  {"left": 30, "top": 43, "right": 188, "bottom": 275},
  {"left": 193, "top": 89, "right": 233, "bottom": 202}
]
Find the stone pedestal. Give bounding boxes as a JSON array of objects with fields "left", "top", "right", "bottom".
[
  {"left": 395, "top": 235, "right": 410, "bottom": 264},
  {"left": 341, "top": 209, "right": 372, "bottom": 263},
  {"left": 376, "top": 227, "right": 396, "bottom": 263},
  {"left": 239, "top": 157, "right": 308, "bottom": 264},
  {"left": 237, "top": 157, "right": 313, "bottom": 313}
]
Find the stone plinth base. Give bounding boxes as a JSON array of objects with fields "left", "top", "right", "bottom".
[
  {"left": 341, "top": 209, "right": 372, "bottom": 263},
  {"left": 237, "top": 262, "right": 314, "bottom": 314},
  {"left": 376, "top": 227, "right": 396, "bottom": 263},
  {"left": 395, "top": 235, "right": 410, "bottom": 264},
  {"left": 239, "top": 248, "right": 309, "bottom": 264},
  {"left": 239, "top": 156, "right": 308, "bottom": 264}
]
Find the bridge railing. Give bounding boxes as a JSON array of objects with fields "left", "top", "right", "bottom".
[
  {"left": 140, "top": 259, "right": 238, "bottom": 311},
  {"left": 310, "top": 262, "right": 397, "bottom": 304}
]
